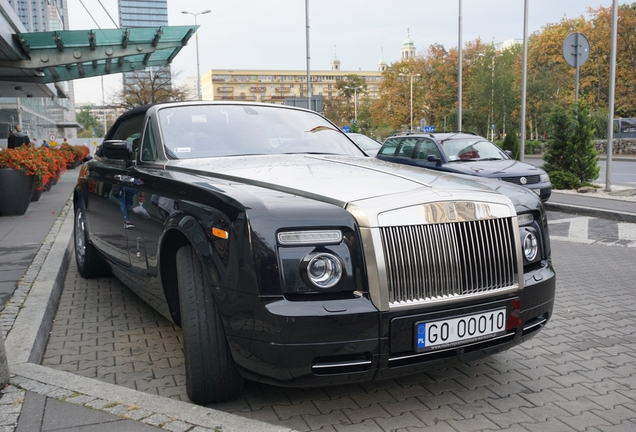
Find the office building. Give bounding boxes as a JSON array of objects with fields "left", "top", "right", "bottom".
[
  {"left": 1, "top": 0, "right": 78, "bottom": 142},
  {"left": 118, "top": 0, "right": 171, "bottom": 91},
  {"left": 199, "top": 33, "right": 416, "bottom": 106}
]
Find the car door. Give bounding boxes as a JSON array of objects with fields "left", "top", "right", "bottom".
[
  {"left": 84, "top": 154, "right": 133, "bottom": 267},
  {"left": 121, "top": 117, "right": 180, "bottom": 311},
  {"left": 413, "top": 138, "right": 443, "bottom": 168},
  {"left": 85, "top": 112, "right": 146, "bottom": 267}
]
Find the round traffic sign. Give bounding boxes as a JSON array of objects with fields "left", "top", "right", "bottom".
[
  {"left": 49, "top": 134, "right": 56, "bottom": 142},
  {"left": 563, "top": 32, "right": 590, "bottom": 67}
]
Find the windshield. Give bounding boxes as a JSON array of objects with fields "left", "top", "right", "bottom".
[
  {"left": 348, "top": 133, "right": 381, "bottom": 151},
  {"left": 157, "top": 104, "right": 365, "bottom": 159},
  {"left": 441, "top": 139, "right": 509, "bottom": 161}
]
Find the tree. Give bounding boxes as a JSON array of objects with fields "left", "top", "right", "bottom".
[
  {"left": 569, "top": 104, "right": 600, "bottom": 183},
  {"left": 370, "top": 59, "right": 421, "bottom": 131},
  {"left": 543, "top": 103, "right": 599, "bottom": 183},
  {"left": 502, "top": 132, "right": 520, "bottom": 160},
  {"left": 112, "top": 67, "right": 189, "bottom": 110},
  {"left": 323, "top": 74, "right": 369, "bottom": 132},
  {"left": 76, "top": 106, "right": 104, "bottom": 138}
]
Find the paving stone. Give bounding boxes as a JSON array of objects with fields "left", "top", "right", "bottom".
[
  {"left": 333, "top": 419, "right": 384, "bottom": 432},
  {"left": 417, "top": 391, "right": 466, "bottom": 410},
  {"left": 142, "top": 413, "right": 172, "bottom": 427},
  {"left": 237, "top": 406, "right": 280, "bottom": 423},
  {"left": 271, "top": 415, "right": 311, "bottom": 432},
  {"left": 385, "top": 385, "right": 432, "bottom": 401},
  {"left": 342, "top": 404, "right": 391, "bottom": 424},
  {"left": 455, "top": 399, "right": 507, "bottom": 421},
  {"left": 379, "top": 398, "right": 429, "bottom": 418},
  {"left": 272, "top": 400, "right": 321, "bottom": 421},
  {"left": 162, "top": 420, "right": 192, "bottom": 432},
  {"left": 303, "top": 410, "right": 351, "bottom": 430},
  {"left": 373, "top": 412, "right": 426, "bottom": 431},
  {"left": 411, "top": 405, "right": 463, "bottom": 426},
  {"left": 519, "top": 417, "right": 577, "bottom": 432},
  {"left": 314, "top": 397, "right": 359, "bottom": 414},
  {"left": 483, "top": 409, "right": 537, "bottom": 428}
]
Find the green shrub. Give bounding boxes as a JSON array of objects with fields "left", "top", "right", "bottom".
[
  {"left": 524, "top": 140, "right": 543, "bottom": 155},
  {"left": 549, "top": 170, "right": 582, "bottom": 190},
  {"left": 502, "top": 133, "right": 520, "bottom": 160}
]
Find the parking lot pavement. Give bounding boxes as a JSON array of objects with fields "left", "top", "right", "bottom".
[
  {"left": 547, "top": 211, "right": 636, "bottom": 247},
  {"left": 37, "top": 235, "right": 636, "bottom": 431}
]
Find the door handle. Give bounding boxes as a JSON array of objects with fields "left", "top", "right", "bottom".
[{"left": 114, "top": 174, "right": 136, "bottom": 183}]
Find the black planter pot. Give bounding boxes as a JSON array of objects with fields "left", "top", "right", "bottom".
[
  {"left": 31, "top": 186, "right": 44, "bottom": 202},
  {"left": 0, "top": 168, "right": 35, "bottom": 216}
]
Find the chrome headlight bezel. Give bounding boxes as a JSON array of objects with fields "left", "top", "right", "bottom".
[
  {"left": 277, "top": 229, "right": 356, "bottom": 295},
  {"left": 521, "top": 230, "right": 539, "bottom": 262},
  {"left": 302, "top": 252, "right": 344, "bottom": 290}
]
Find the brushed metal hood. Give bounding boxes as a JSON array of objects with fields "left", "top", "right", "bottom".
[{"left": 170, "top": 154, "right": 513, "bottom": 210}]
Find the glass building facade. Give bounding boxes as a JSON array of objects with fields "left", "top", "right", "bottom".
[
  {"left": 119, "top": 0, "right": 168, "bottom": 27},
  {"left": 2, "top": 0, "right": 77, "bottom": 142},
  {"left": 119, "top": 0, "right": 171, "bottom": 89}
]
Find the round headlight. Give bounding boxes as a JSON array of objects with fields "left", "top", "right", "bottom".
[
  {"left": 306, "top": 253, "right": 343, "bottom": 289},
  {"left": 523, "top": 231, "right": 538, "bottom": 261}
]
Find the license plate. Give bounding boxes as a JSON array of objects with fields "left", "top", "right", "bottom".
[{"left": 415, "top": 308, "right": 507, "bottom": 352}]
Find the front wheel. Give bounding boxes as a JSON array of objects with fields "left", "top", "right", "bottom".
[
  {"left": 176, "top": 244, "right": 244, "bottom": 404},
  {"left": 74, "top": 204, "right": 109, "bottom": 278}
]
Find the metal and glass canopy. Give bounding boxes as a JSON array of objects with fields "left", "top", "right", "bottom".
[{"left": 0, "top": 26, "right": 197, "bottom": 95}]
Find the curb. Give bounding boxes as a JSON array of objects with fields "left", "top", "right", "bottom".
[
  {"left": 1, "top": 197, "right": 296, "bottom": 432},
  {"left": 544, "top": 201, "right": 636, "bottom": 224}
]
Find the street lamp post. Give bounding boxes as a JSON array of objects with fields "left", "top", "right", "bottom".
[
  {"left": 344, "top": 85, "right": 362, "bottom": 123},
  {"left": 181, "top": 9, "right": 211, "bottom": 101},
  {"left": 399, "top": 73, "right": 420, "bottom": 132},
  {"left": 458, "top": 0, "right": 463, "bottom": 131}
]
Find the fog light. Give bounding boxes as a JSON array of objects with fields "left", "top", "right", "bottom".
[
  {"left": 523, "top": 231, "right": 538, "bottom": 261},
  {"left": 306, "top": 253, "right": 342, "bottom": 289}
]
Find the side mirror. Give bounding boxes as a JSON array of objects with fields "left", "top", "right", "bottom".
[
  {"left": 504, "top": 150, "right": 513, "bottom": 158},
  {"left": 102, "top": 140, "right": 132, "bottom": 161},
  {"left": 427, "top": 154, "right": 442, "bottom": 167}
]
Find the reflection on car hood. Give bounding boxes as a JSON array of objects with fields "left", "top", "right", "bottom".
[
  {"left": 445, "top": 159, "right": 545, "bottom": 177},
  {"left": 170, "top": 154, "right": 540, "bottom": 211}
]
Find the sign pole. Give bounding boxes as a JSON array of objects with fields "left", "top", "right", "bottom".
[
  {"left": 574, "top": 33, "right": 580, "bottom": 104},
  {"left": 605, "top": 0, "right": 618, "bottom": 192}
]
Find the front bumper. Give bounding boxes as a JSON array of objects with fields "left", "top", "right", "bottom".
[
  {"left": 226, "top": 261, "right": 556, "bottom": 387},
  {"left": 525, "top": 182, "right": 552, "bottom": 202}
]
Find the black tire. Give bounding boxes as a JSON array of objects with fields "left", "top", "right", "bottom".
[
  {"left": 176, "top": 244, "right": 244, "bottom": 404},
  {"left": 74, "top": 205, "right": 109, "bottom": 278}
]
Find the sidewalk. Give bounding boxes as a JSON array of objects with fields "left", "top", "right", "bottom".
[{"left": 0, "top": 171, "right": 635, "bottom": 432}]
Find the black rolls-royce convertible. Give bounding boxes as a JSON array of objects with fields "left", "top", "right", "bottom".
[{"left": 73, "top": 102, "right": 556, "bottom": 405}]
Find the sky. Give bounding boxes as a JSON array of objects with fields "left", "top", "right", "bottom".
[{"left": 67, "top": 0, "right": 617, "bottom": 105}]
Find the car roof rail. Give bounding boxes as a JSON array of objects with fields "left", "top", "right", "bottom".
[{"left": 438, "top": 130, "right": 478, "bottom": 136}]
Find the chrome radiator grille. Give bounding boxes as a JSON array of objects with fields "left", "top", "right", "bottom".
[{"left": 380, "top": 217, "right": 517, "bottom": 306}]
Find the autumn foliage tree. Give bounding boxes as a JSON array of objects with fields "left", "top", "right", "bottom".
[
  {"left": 323, "top": 74, "right": 368, "bottom": 132},
  {"left": 365, "top": 4, "right": 636, "bottom": 145}
]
